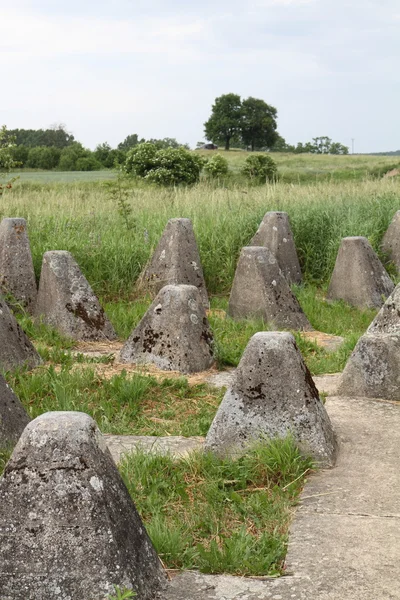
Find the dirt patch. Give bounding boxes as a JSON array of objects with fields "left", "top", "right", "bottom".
[{"left": 300, "top": 330, "right": 344, "bottom": 352}]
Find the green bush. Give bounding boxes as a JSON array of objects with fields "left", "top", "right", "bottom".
[
  {"left": 241, "top": 154, "right": 277, "bottom": 183},
  {"left": 124, "top": 143, "right": 204, "bottom": 186},
  {"left": 75, "top": 156, "right": 102, "bottom": 171},
  {"left": 124, "top": 143, "right": 158, "bottom": 178},
  {"left": 26, "top": 146, "right": 61, "bottom": 170},
  {"left": 203, "top": 153, "right": 229, "bottom": 178}
]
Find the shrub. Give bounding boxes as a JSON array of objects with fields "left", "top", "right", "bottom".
[
  {"left": 58, "top": 143, "right": 102, "bottom": 171},
  {"left": 26, "top": 146, "right": 61, "bottom": 170},
  {"left": 75, "top": 156, "right": 102, "bottom": 171},
  {"left": 203, "top": 153, "right": 229, "bottom": 178},
  {"left": 124, "top": 143, "right": 158, "bottom": 178},
  {"left": 124, "top": 143, "right": 203, "bottom": 186},
  {"left": 241, "top": 154, "right": 277, "bottom": 183}
]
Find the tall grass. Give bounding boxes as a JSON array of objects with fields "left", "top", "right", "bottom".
[{"left": 2, "top": 177, "right": 399, "bottom": 300}]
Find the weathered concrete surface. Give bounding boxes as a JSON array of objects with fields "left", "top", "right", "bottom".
[
  {"left": 205, "top": 332, "right": 337, "bottom": 466},
  {"left": 206, "top": 370, "right": 341, "bottom": 397},
  {"left": 338, "top": 333, "right": 400, "bottom": 399},
  {"left": 140, "top": 218, "right": 209, "bottom": 308},
  {"left": 105, "top": 434, "right": 205, "bottom": 464},
  {"left": 367, "top": 282, "right": 400, "bottom": 334},
  {"left": 35, "top": 251, "right": 117, "bottom": 341},
  {"left": 250, "top": 211, "right": 302, "bottom": 284},
  {"left": 327, "top": 236, "right": 394, "bottom": 309},
  {"left": 120, "top": 284, "right": 214, "bottom": 373},
  {"left": 313, "top": 373, "right": 341, "bottom": 396},
  {"left": 0, "top": 217, "right": 37, "bottom": 313},
  {"left": 164, "top": 395, "right": 400, "bottom": 599},
  {"left": 0, "top": 373, "right": 30, "bottom": 447},
  {"left": 0, "top": 412, "right": 166, "bottom": 600},
  {"left": 382, "top": 210, "right": 400, "bottom": 273},
  {"left": 228, "top": 247, "right": 311, "bottom": 331},
  {"left": 0, "top": 295, "right": 41, "bottom": 371}
]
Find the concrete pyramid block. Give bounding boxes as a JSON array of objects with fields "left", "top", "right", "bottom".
[
  {"left": 0, "top": 295, "right": 41, "bottom": 372},
  {"left": 120, "top": 284, "right": 214, "bottom": 373},
  {"left": 228, "top": 246, "right": 311, "bottom": 331},
  {"left": 382, "top": 210, "right": 400, "bottom": 272},
  {"left": 338, "top": 333, "right": 400, "bottom": 399},
  {"left": 367, "top": 282, "right": 400, "bottom": 334},
  {"left": 35, "top": 251, "right": 117, "bottom": 341},
  {"left": 140, "top": 218, "right": 209, "bottom": 308},
  {"left": 327, "top": 236, "right": 394, "bottom": 309},
  {"left": 250, "top": 211, "right": 302, "bottom": 284},
  {"left": 0, "top": 218, "right": 37, "bottom": 313},
  {"left": 0, "top": 374, "right": 30, "bottom": 448},
  {"left": 205, "top": 332, "right": 337, "bottom": 466},
  {"left": 0, "top": 412, "right": 166, "bottom": 599}
]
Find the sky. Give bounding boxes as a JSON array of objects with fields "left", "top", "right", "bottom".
[{"left": 1, "top": 0, "right": 399, "bottom": 152}]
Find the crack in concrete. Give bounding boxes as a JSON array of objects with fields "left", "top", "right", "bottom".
[{"left": 300, "top": 510, "right": 400, "bottom": 519}]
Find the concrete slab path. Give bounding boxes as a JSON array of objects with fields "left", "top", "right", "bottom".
[{"left": 162, "top": 394, "right": 400, "bottom": 599}]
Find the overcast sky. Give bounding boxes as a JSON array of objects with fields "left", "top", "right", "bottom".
[{"left": 2, "top": 0, "right": 399, "bottom": 152}]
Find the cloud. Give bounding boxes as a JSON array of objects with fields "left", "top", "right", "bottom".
[{"left": 2, "top": 0, "right": 400, "bottom": 151}]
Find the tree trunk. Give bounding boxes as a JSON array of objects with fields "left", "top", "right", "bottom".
[
  {"left": 251, "top": 140, "right": 255, "bottom": 152},
  {"left": 225, "top": 136, "right": 230, "bottom": 151}
]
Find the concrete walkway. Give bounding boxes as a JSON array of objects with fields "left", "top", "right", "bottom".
[{"left": 163, "top": 393, "right": 400, "bottom": 599}]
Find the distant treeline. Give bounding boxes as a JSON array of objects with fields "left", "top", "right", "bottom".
[
  {"left": 7, "top": 126, "right": 352, "bottom": 172},
  {"left": 7, "top": 127, "right": 190, "bottom": 171}
]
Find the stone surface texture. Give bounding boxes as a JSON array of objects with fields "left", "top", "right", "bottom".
[
  {"left": 338, "top": 332, "right": 400, "bottom": 399},
  {"left": 0, "top": 412, "right": 166, "bottom": 600},
  {"left": 35, "top": 251, "right": 116, "bottom": 341},
  {"left": 367, "top": 281, "right": 400, "bottom": 334},
  {"left": 0, "top": 374, "right": 30, "bottom": 448},
  {"left": 140, "top": 217, "right": 209, "bottom": 308},
  {"left": 327, "top": 236, "right": 394, "bottom": 308},
  {"left": 382, "top": 210, "right": 400, "bottom": 272},
  {"left": 0, "top": 295, "right": 41, "bottom": 371},
  {"left": 0, "top": 217, "right": 37, "bottom": 313},
  {"left": 228, "top": 246, "right": 311, "bottom": 330},
  {"left": 164, "top": 395, "right": 400, "bottom": 600},
  {"left": 120, "top": 284, "right": 214, "bottom": 373},
  {"left": 250, "top": 211, "right": 302, "bottom": 284},
  {"left": 205, "top": 332, "right": 337, "bottom": 466},
  {"left": 105, "top": 434, "right": 205, "bottom": 464}
]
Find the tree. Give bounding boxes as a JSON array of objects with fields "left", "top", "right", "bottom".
[
  {"left": 58, "top": 142, "right": 101, "bottom": 171},
  {"left": 204, "top": 93, "right": 242, "bottom": 151},
  {"left": 26, "top": 146, "right": 61, "bottom": 169},
  {"left": 330, "top": 142, "right": 349, "bottom": 155},
  {"left": 0, "top": 126, "right": 18, "bottom": 172},
  {"left": 311, "top": 136, "right": 332, "bottom": 154},
  {"left": 8, "top": 126, "right": 74, "bottom": 148},
  {"left": 241, "top": 97, "right": 278, "bottom": 151},
  {"left": 117, "top": 134, "right": 144, "bottom": 151},
  {"left": 269, "top": 135, "right": 295, "bottom": 153}
]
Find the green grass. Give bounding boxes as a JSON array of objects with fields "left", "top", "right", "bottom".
[
  {"left": 11, "top": 170, "right": 115, "bottom": 183},
  {"left": 209, "top": 289, "right": 377, "bottom": 375},
  {"left": 0, "top": 448, "right": 11, "bottom": 477},
  {"left": 120, "top": 438, "right": 313, "bottom": 575},
  {"left": 7, "top": 367, "right": 223, "bottom": 436},
  {"left": 3, "top": 167, "right": 400, "bottom": 300}
]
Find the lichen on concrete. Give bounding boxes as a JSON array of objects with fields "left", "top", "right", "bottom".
[
  {"left": 0, "top": 412, "right": 167, "bottom": 600},
  {"left": 35, "top": 251, "right": 116, "bottom": 341},
  {"left": 139, "top": 218, "right": 209, "bottom": 308},
  {"left": 205, "top": 332, "right": 337, "bottom": 466},
  {"left": 120, "top": 284, "right": 214, "bottom": 373}
]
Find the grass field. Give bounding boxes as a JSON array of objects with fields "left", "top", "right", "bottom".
[{"left": 2, "top": 151, "right": 399, "bottom": 577}]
